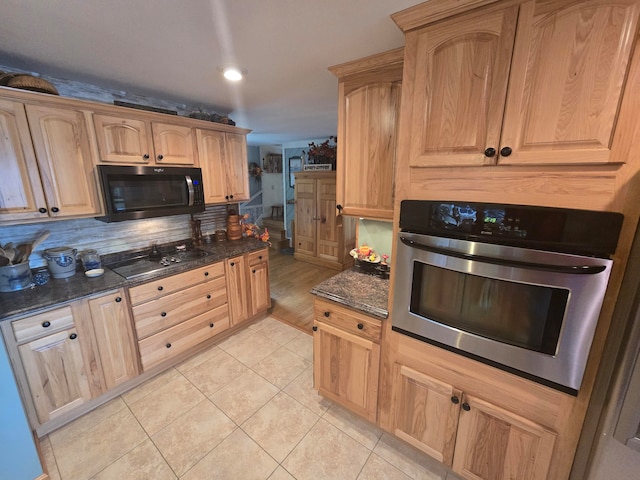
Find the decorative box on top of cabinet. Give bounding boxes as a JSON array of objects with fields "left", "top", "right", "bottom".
[
  {"left": 92, "top": 113, "right": 196, "bottom": 165},
  {"left": 293, "top": 171, "right": 356, "bottom": 270},
  {"left": 394, "top": 0, "right": 640, "bottom": 168},
  {"left": 329, "top": 48, "right": 403, "bottom": 220},
  {"left": 0, "top": 95, "right": 102, "bottom": 223},
  {"left": 0, "top": 288, "right": 138, "bottom": 434}
]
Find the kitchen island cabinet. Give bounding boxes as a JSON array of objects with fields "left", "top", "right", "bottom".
[
  {"left": 93, "top": 113, "right": 196, "bottom": 165},
  {"left": 397, "top": 0, "right": 640, "bottom": 168},
  {"left": 0, "top": 97, "right": 102, "bottom": 223}
]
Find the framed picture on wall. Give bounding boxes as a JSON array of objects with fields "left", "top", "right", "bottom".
[{"left": 289, "top": 156, "right": 302, "bottom": 187}]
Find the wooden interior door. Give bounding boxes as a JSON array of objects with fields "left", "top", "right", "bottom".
[
  {"left": 294, "top": 176, "right": 317, "bottom": 257},
  {"left": 452, "top": 393, "right": 556, "bottom": 480},
  {"left": 393, "top": 363, "right": 461, "bottom": 466},
  {"left": 407, "top": 5, "right": 518, "bottom": 167},
  {"left": 499, "top": 0, "right": 640, "bottom": 166}
]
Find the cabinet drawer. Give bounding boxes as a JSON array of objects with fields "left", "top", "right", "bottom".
[
  {"left": 133, "top": 276, "right": 227, "bottom": 339},
  {"left": 128, "top": 262, "right": 224, "bottom": 305},
  {"left": 138, "top": 304, "right": 230, "bottom": 371},
  {"left": 314, "top": 299, "right": 381, "bottom": 342},
  {"left": 248, "top": 248, "right": 269, "bottom": 266},
  {"left": 12, "top": 306, "right": 75, "bottom": 344}
]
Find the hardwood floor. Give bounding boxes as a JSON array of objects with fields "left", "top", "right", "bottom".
[{"left": 268, "top": 249, "right": 338, "bottom": 333}]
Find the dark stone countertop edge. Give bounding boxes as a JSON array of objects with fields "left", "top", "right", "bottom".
[
  {"left": 310, "top": 268, "right": 390, "bottom": 320},
  {"left": 0, "top": 238, "right": 268, "bottom": 322}
]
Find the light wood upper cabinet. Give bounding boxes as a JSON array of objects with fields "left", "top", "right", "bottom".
[
  {"left": 330, "top": 48, "right": 403, "bottom": 220},
  {"left": 93, "top": 113, "right": 196, "bottom": 165},
  {"left": 404, "top": 0, "right": 640, "bottom": 167},
  {"left": 197, "top": 129, "right": 249, "bottom": 204}
]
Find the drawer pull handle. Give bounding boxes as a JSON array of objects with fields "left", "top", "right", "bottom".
[
  {"left": 462, "top": 402, "right": 471, "bottom": 412},
  {"left": 357, "top": 323, "right": 364, "bottom": 330},
  {"left": 166, "top": 343, "right": 172, "bottom": 348},
  {"left": 158, "top": 286, "right": 164, "bottom": 291},
  {"left": 69, "top": 333, "right": 78, "bottom": 340},
  {"left": 258, "top": 256, "right": 262, "bottom": 260},
  {"left": 115, "top": 297, "right": 122, "bottom": 303},
  {"left": 161, "top": 312, "right": 167, "bottom": 317},
  {"left": 207, "top": 294, "right": 212, "bottom": 299},
  {"left": 42, "top": 321, "right": 51, "bottom": 328},
  {"left": 324, "top": 311, "right": 330, "bottom": 317},
  {"left": 312, "top": 326, "right": 318, "bottom": 332},
  {"left": 204, "top": 271, "right": 209, "bottom": 277},
  {"left": 209, "top": 323, "right": 215, "bottom": 328}
]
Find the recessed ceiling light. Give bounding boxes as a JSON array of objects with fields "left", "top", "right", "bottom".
[{"left": 220, "top": 66, "right": 246, "bottom": 82}]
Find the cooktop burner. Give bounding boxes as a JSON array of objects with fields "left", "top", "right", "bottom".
[{"left": 109, "top": 249, "right": 209, "bottom": 280}]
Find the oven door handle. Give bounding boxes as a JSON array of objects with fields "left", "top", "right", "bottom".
[
  {"left": 400, "top": 237, "right": 607, "bottom": 275},
  {"left": 185, "top": 175, "right": 195, "bottom": 207}
]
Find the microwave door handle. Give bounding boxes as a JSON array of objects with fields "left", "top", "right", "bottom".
[
  {"left": 185, "top": 176, "right": 195, "bottom": 207},
  {"left": 399, "top": 236, "right": 607, "bottom": 275}
]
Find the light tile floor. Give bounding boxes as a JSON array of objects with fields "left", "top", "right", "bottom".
[{"left": 41, "top": 316, "right": 462, "bottom": 480}]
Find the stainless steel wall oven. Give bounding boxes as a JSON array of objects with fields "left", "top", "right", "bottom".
[{"left": 392, "top": 200, "right": 623, "bottom": 394}]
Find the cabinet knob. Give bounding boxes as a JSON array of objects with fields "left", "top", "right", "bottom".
[
  {"left": 143, "top": 154, "right": 150, "bottom": 160},
  {"left": 209, "top": 323, "right": 215, "bottom": 328},
  {"left": 484, "top": 147, "right": 496, "bottom": 157},
  {"left": 451, "top": 396, "right": 460, "bottom": 405},
  {"left": 324, "top": 311, "right": 330, "bottom": 317},
  {"left": 38, "top": 207, "right": 48, "bottom": 214},
  {"left": 204, "top": 271, "right": 209, "bottom": 277},
  {"left": 462, "top": 402, "right": 471, "bottom": 411},
  {"left": 166, "top": 343, "right": 172, "bottom": 348},
  {"left": 357, "top": 323, "right": 364, "bottom": 330},
  {"left": 69, "top": 333, "right": 78, "bottom": 340},
  {"left": 230, "top": 262, "right": 235, "bottom": 267},
  {"left": 258, "top": 256, "right": 262, "bottom": 260},
  {"left": 157, "top": 154, "right": 164, "bottom": 161},
  {"left": 500, "top": 146, "right": 512, "bottom": 157},
  {"left": 252, "top": 269, "right": 256, "bottom": 274},
  {"left": 158, "top": 286, "right": 164, "bottom": 291},
  {"left": 51, "top": 207, "right": 59, "bottom": 213},
  {"left": 206, "top": 294, "right": 212, "bottom": 299},
  {"left": 161, "top": 312, "right": 167, "bottom": 317},
  {"left": 225, "top": 195, "right": 230, "bottom": 200},
  {"left": 42, "top": 321, "right": 51, "bottom": 328},
  {"left": 115, "top": 297, "right": 122, "bottom": 303},
  {"left": 312, "top": 325, "right": 318, "bottom": 332},
  {"left": 336, "top": 204, "right": 343, "bottom": 212},
  {"left": 229, "top": 195, "right": 234, "bottom": 200}
]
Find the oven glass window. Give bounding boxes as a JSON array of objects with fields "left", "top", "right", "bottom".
[
  {"left": 410, "top": 263, "right": 568, "bottom": 354},
  {"left": 108, "top": 174, "right": 188, "bottom": 212}
]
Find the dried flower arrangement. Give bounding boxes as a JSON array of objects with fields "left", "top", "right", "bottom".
[{"left": 305, "top": 136, "right": 337, "bottom": 163}]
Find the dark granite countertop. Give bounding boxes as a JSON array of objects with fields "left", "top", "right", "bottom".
[
  {"left": 0, "top": 238, "right": 268, "bottom": 321},
  {"left": 310, "top": 268, "right": 390, "bottom": 319}
]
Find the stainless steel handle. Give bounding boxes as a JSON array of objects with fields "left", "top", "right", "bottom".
[
  {"left": 185, "top": 175, "right": 195, "bottom": 207},
  {"left": 399, "top": 236, "right": 607, "bottom": 275}
]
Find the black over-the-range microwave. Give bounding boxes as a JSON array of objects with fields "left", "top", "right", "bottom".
[{"left": 97, "top": 165, "right": 205, "bottom": 222}]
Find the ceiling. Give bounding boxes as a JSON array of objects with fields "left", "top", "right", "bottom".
[{"left": 0, "top": 0, "right": 419, "bottom": 146}]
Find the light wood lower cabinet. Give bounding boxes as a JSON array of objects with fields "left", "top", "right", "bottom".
[
  {"left": 128, "top": 262, "right": 229, "bottom": 371},
  {"left": 312, "top": 298, "right": 381, "bottom": 422},
  {"left": 1, "top": 288, "right": 137, "bottom": 428},
  {"left": 392, "top": 363, "right": 556, "bottom": 480},
  {"left": 226, "top": 248, "right": 271, "bottom": 325}
]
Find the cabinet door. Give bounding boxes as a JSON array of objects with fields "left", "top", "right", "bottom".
[
  {"left": 452, "top": 394, "right": 556, "bottom": 480},
  {"left": 89, "top": 290, "right": 139, "bottom": 390},
  {"left": 224, "top": 132, "right": 249, "bottom": 201},
  {"left": 342, "top": 82, "right": 400, "bottom": 219},
  {"left": 249, "top": 259, "right": 270, "bottom": 316},
  {"left": 316, "top": 177, "right": 339, "bottom": 262},
  {"left": 393, "top": 364, "right": 461, "bottom": 466},
  {"left": 25, "top": 104, "right": 101, "bottom": 217},
  {"left": 408, "top": 5, "right": 517, "bottom": 167},
  {"left": 499, "top": 0, "right": 640, "bottom": 166},
  {"left": 18, "top": 328, "right": 92, "bottom": 423},
  {"left": 225, "top": 255, "right": 250, "bottom": 325},
  {"left": 152, "top": 122, "right": 196, "bottom": 165},
  {"left": 93, "top": 114, "right": 153, "bottom": 164},
  {"left": 197, "top": 129, "right": 228, "bottom": 203},
  {"left": 294, "top": 176, "right": 317, "bottom": 257},
  {"left": 0, "top": 98, "right": 48, "bottom": 222},
  {"left": 313, "top": 320, "right": 380, "bottom": 422}
]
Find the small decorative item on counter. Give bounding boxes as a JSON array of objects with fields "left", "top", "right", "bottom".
[
  {"left": 350, "top": 245, "right": 381, "bottom": 263},
  {"left": 77, "top": 249, "right": 102, "bottom": 271},
  {"left": 215, "top": 230, "right": 227, "bottom": 242},
  {"left": 32, "top": 267, "right": 50, "bottom": 286},
  {"left": 227, "top": 209, "right": 243, "bottom": 241},
  {"left": 43, "top": 246, "right": 77, "bottom": 279},
  {"left": 241, "top": 214, "right": 272, "bottom": 246}
]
